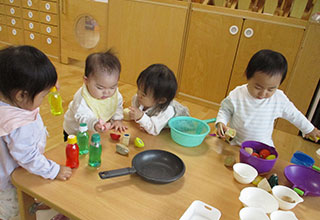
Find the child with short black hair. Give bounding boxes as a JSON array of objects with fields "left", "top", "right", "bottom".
[
  {"left": 216, "top": 49, "right": 320, "bottom": 146},
  {"left": 129, "top": 64, "right": 189, "bottom": 135},
  {"left": 0, "top": 46, "right": 72, "bottom": 220},
  {"left": 63, "top": 50, "right": 127, "bottom": 140}
]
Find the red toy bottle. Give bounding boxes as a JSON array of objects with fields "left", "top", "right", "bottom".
[{"left": 66, "top": 135, "right": 79, "bottom": 168}]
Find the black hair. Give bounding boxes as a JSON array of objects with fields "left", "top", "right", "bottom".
[
  {"left": 137, "top": 64, "right": 177, "bottom": 114},
  {"left": 85, "top": 49, "right": 121, "bottom": 77},
  {"left": 246, "top": 49, "right": 288, "bottom": 84},
  {"left": 0, "top": 45, "right": 57, "bottom": 103}
]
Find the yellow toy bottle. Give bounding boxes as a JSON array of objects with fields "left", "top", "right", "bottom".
[{"left": 48, "top": 87, "right": 63, "bottom": 116}]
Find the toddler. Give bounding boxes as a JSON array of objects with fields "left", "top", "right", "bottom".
[
  {"left": 216, "top": 49, "right": 320, "bottom": 146},
  {"left": 129, "top": 64, "right": 189, "bottom": 135},
  {"left": 63, "top": 50, "right": 127, "bottom": 140},
  {"left": 0, "top": 46, "right": 72, "bottom": 220}
]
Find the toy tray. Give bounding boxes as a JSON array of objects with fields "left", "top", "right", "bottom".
[{"left": 180, "top": 200, "right": 221, "bottom": 220}]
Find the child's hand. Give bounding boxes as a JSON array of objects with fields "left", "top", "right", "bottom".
[
  {"left": 94, "top": 119, "right": 111, "bottom": 132},
  {"left": 129, "top": 106, "right": 144, "bottom": 121},
  {"left": 56, "top": 166, "right": 72, "bottom": 181},
  {"left": 216, "top": 122, "right": 227, "bottom": 138},
  {"left": 111, "top": 120, "right": 128, "bottom": 133},
  {"left": 305, "top": 128, "right": 320, "bottom": 142}
]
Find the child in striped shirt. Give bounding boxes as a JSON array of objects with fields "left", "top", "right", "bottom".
[{"left": 216, "top": 49, "right": 320, "bottom": 146}]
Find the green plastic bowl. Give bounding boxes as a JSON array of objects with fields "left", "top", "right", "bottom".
[{"left": 168, "top": 116, "right": 216, "bottom": 147}]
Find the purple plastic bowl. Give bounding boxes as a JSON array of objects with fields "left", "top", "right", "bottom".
[{"left": 240, "top": 141, "right": 278, "bottom": 174}]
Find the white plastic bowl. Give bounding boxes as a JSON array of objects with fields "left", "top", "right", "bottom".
[
  {"left": 233, "top": 163, "right": 258, "bottom": 184},
  {"left": 270, "top": 210, "right": 298, "bottom": 220},
  {"left": 272, "top": 185, "right": 303, "bottom": 210},
  {"left": 239, "top": 187, "right": 279, "bottom": 213},
  {"left": 239, "top": 207, "right": 270, "bottom": 220}
]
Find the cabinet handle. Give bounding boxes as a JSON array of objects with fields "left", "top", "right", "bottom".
[
  {"left": 229, "top": 25, "right": 239, "bottom": 35},
  {"left": 30, "top": 33, "right": 35, "bottom": 40},
  {"left": 244, "top": 28, "right": 254, "bottom": 38},
  {"left": 27, "top": 0, "right": 33, "bottom": 7},
  {"left": 29, "top": 22, "right": 34, "bottom": 29}
]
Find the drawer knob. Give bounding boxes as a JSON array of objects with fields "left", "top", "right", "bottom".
[
  {"left": 244, "top": 28, "right": 254, "bottom": 38},
  {"left": 12, "top": 29, "right": 17, "bottom": 36},
  {"left": 30, "top": 33, "right": 34, "bottom": 40},
  {"left": 11, "top": 18, "right": 16, "bottom": 25},
  {"left": 46, "top": 15, "right": 51, "bottom": 22},
  {"left": 10, "top": 8, "right": 15, "bottom": 15},
  {"left": 45, "top": 3, "right": 51, "bottom": 11},
  {"left": 46, "top": 26, "right": 51, "bottom": 33},
  {"left": 229, "top": 25, "right": 239, "bottom": 35},
  {"left": 47, "top": 37, "right": 52, "bottom": 44},
  {"left": 28, "top": 11, "right": 33, "bottom": 18},
  {"left": 9, "top": 0, "right": 14, "bottom": 4},
  {"left": 27, "top": 0, "right": 33, "bottom": 7},
  {"left": 29, "top": 22, "right": 34, "bottom": 29}
]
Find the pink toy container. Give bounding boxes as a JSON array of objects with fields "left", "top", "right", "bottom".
[{"left": 240, "top": 141, "right": 278, "bottom": 174}]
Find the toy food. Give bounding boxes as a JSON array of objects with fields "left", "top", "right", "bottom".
[
  {"left": 134, "top": 137, "right": 145, "bottom": 148},
  {"left": 224, "top": 155, "right": 236, "bottom": 167},
  {"left": 116, "top": 143, "right": 129, "bottom": 155},
  {"left": 225, "top": 127, "right": 236, "bottom": 143},
  {"left": 110, "top": 133, "right": 121, "bottom": 140},
  {"left": 266, "top": 154, "right": 276, "bottom": 160},
  {"left": 123, "top": 108, "right": 131, "bottom": 121},
  {"left": 259, "top": 149, "right": 271, "bottom": 159},
  {"left": 252, "top": 152, "right": 260, "bottom": 158},
  {"left": 244, "top": 147, "right": 253, "bottom": 154}
]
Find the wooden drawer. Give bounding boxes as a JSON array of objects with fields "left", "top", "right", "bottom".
[
  {"left": 22, "top": 8, "right": 39, "bottom": 21},
  {"left": 0, "top": 14, "right": 4, "bottom": 24},
  {"left": 7, "top": 26, "right": 23, "bottom": 44},
  {"left": 23, "top": 19, "right": 39, "bottom": 32},
  {"left": 22, "top": 0, "right": 40, "bottom": 10},
  {"left": 6, "top": 15, "right": 22, "bottom": 28},
  {"left": 41, "top": 35, "right": 58, "bottom": 56},
  {"left": 40, "top": 23, "right": 57, "bottom": 37},
  {"left": 4, "top": 0, "right": 20, "bottom": 7},
  {"left": 0, "top": 4, "right": 5, "bottom": 15},
  {"left": 24, "top": 30, "right": 41, "bottom": 47},
  {"left": 0, "top": 24, "right": 8, "bottom": 42},
  {"left": 39, "top": 11, "right": 57, "bottom": 25},
  {"left": 5, "top": 5, "right": 21, "bottom": 17},
  {"left": 40, "top": 0, "right": 57, "bottom": 14}
]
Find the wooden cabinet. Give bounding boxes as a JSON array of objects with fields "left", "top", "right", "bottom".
[
  {"left": 60, "top": 0, "right": 108, "bottom": 63},
  {"left": 0, "top": 0, "right": 60, "bottom": 58},
  {"left": 108, "top": 0, "right": 189, "bottom": 85},
  {"left": 179, "top": 4, "right": 306, "bottom": 109}
]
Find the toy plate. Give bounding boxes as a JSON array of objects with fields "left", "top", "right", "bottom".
[{"left": 180, "top": 200, "right": 221, "bottom": 220}]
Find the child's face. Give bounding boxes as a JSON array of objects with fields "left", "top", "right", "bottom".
[
  {"left": 84, "top": 71, "right": 119, "bottom": 100},
  {"left": 16, "top": 89, "right": 50, "bottom": 111},
  {"left": 247, "top": 71, "right": 282, "bottom": 99},
  {"left": 137, "top": 88, "right": 157, "bottom": 108}
]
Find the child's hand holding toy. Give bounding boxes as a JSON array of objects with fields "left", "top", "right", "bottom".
[
  {"left": 129, "top": 106, "right": 144, "bottom": 121},
  {"left": 95, "top": 119, "right": 112, "bottom": 133}
]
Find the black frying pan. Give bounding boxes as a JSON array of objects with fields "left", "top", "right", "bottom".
[{"left": 99, "top": 149, "right": 185, "bottom": 184}]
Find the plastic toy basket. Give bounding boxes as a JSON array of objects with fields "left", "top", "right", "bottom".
[{"left": 168, "top": 116, "right": 216, "bottom": 147}]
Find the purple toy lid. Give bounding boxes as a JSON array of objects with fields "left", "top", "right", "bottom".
[{"left": 284, "top": 165, "right": 320, "bottom": 196}]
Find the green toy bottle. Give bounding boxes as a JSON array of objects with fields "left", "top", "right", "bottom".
[
  {"left": 89, "top": 133, "right": 102, "bottom": 167},
  {"left": 48, "top": 87, "right": 63, "bottom": 116},
  {"left": 77, "top": 123, "right": 89, "bottom": 155}
]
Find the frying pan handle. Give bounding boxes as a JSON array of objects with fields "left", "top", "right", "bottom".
[
  {"left": 203, "top": 118, "right": 216, "bottom": 124},
  {"left": 312, "top": 165, "right": 320, "bottom": 172},
  {"left": 99, "top": 167, "right": 136, "bottom": 179}
]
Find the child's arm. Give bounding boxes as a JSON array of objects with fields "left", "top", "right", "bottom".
[
  {"left": 305, "top": 128, "right": 320, "bottom": 143},
  {"left": 216, "top": 97, "right": 234, "bottom": 138},
  {"left": 56, "top": 166, "right": 72, "bottom": 181},
  {"left": 129, "top": 106, "right": 175, "bottom": 135}
]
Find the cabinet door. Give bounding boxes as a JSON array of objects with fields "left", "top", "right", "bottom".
[
  {"left": 108, "top": 0, "right": 188, "bottom": 85},
  {"left": 227, "top": 19, "right": 305, "bottom": 93},
  {"left": 179, "top": 6, "right": 243, "bottom": 106},
  {"left": 60, "top": 0, "right": 108, "bottom": 63}
]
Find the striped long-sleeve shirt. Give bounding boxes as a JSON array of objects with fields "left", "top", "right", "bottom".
[{"left": 216, "top": 84, "right": 314, "bottom": 147}]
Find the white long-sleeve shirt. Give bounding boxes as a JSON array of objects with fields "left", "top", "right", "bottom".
[
  {"left": 63, "top": 87, "right": 124, "bottom": 135},
  {"left": 216, "top": 84, "right": 314, "bottom": 146},
  {"left": 0, "top": 101, "right": 60, "bottom": 191},
  {"left": 131, "top": 95, "right": 189, "bottom": 135}
]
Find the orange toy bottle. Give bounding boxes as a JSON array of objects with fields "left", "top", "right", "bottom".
[{"left": 66, "top": 135, "right": 79, "bottom": 168}]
